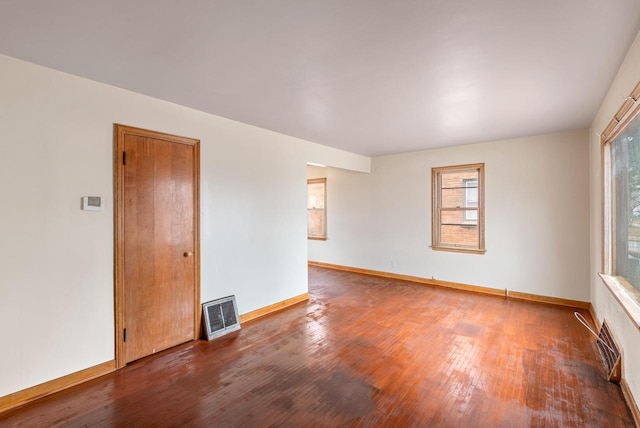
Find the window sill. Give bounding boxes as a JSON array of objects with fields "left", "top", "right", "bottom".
[
  {"left": 431, "top": 245, "right": 486, "bottom": 255},
  {"left": 598, "top": 273, "right": 640, "bottom": 330}
]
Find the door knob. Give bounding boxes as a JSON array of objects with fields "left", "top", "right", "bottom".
[{"left": 183, "top": 251, "right": 193, "bottom": 257}]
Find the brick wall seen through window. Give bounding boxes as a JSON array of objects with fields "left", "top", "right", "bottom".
[{"left": 432, "top": 164, "right": 485, "bottom": 254}]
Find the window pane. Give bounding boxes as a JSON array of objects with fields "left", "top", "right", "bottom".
[
  {"left": 613, "top": 114, "right": 640, "bottom": 291},
  {"left": 464, "top": 208, "right": 478, "bottom": 222},
  {"left": 308, "top": 182, "right": 325, "bottom": 209},
  {"left": 463, "top": 209, "right": 478, "bottom": 224},
  {"left": 440, "top": 209, "right": 477, "bottom": 225},
  {"left": 441, "top": 187, "right": 466, "bottom": 208},
  {"left": 441, "top": 170, "right": 478, "bottom": 186},
  {"left": 308, "top": 178, "right": 326, "bottom": 239},
  {"left": 308, "top": 209, "right": 325, "bottom": 237},
  {"left": 464, "top": 179, "right": 478, "bottom": 221},
  {"left": 440, "top": 171, "right": 478, "bottom": 210},
  {"left": 439, "top": 224, "right": 479, "bottom": 247},
  {"left": 441, "top": 209, "right": 463, "bottom": 224}
]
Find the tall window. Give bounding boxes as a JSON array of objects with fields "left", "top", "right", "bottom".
[
  {"left": 604, "top": 110, "right": 640, "bottom": 294},
  {"left": 432, "top": 163, "right": 485, "bottom": 254},
  {"left": 601, "top": 82, "right": 640, "bottom": 326},
  {"left": 307, "top": 178, "right": 326, "bottom": 240}
]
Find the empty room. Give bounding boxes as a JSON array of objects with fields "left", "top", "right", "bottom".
[{"left": 2, "top": 1, "right": 640, "bottom": 426}]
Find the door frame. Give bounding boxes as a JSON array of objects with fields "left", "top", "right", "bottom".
[{"left": 113, "top": 123, "right": 201, "bottom": 369}]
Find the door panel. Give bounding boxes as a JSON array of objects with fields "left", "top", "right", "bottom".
[{"left": 121, "top": 131, "right": 197, "bottom": 364}]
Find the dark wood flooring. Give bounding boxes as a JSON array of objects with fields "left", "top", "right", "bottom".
[{"left": 1, "top": 266, "right": 635, "bottom": 427}]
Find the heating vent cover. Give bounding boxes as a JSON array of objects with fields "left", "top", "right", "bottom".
[
  {"left": 597, "top": 321, "right": 621, "bottom": 383},
  {"left": 202, "top": 295, "right": 241, "bottom": 341}
]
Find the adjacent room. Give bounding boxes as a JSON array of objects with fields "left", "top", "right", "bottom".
[{"left": 1, "top": 1, "right": 640, "bottom": 426}]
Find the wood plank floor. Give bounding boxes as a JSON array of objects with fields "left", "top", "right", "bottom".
[{"left": 1, "top": 266, "right": 635, "bottom": 427}]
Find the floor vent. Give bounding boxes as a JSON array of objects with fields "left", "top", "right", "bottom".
[
  {"left": 575, "top": 313, "right": 621, "bottom": 383},
  {"left": 202, "top": 295, "right": 241, "bottom": 341},
  {"left": 596, "top": 321, "right": 621, "bottom": 383}
]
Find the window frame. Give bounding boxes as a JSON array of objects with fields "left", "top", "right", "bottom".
[
  {"left": 307, "top": 177, "right": 327, "bottom": 240},
  {"left": 431, "top": 163, "right": 486, "bottom": 254},
  {"left": 600, "top": 81, "right": 640, "bottom": 329}
]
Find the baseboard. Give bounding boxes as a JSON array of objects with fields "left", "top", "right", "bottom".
[
  {"left": 588, "top": 303, "right": 601, "bottom": 327},
  {"left": 621, "top": 378, "right": 640, "bottom": 427},
  {"left": 309, "top": 261, "right": 505, "bottom": 297},
  {"left": 0, "top": 360, "right": 115, "bottom": 414},
  {"left": 506, "top": 290, "right": 591, "bottom": 309},
  {"left": 0, "top": 293, "right": 311, "bottom": 414},
  {"left": 240, "top": 292, "right": 310, "bottom": 324},
  {"left": 309, "top": 261, "right": 590, "bottom": 309}
]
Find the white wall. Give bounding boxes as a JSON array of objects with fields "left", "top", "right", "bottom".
[
  {"left": 309, "top": 130, "right": 590, "bottom": 301},
  {"left": 0, "top": 54, "right": 370, "bottom": 397},
  {"left": 589, "top": 32, "right": 640, "bottom": 407}
]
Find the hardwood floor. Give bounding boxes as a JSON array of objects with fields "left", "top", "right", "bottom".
[{"left": 1, "top": 266, "right": 635, "bottom": 427}]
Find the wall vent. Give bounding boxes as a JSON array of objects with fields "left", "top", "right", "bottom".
[
  {"left": 575, "top": 313, "right": 622, "bottom": 383},
  {"left": 202, "top": 295, "right": 241, "bottom": 341},
  {"left": 596, "top": 321, "right": 621, "bottom": 383}
]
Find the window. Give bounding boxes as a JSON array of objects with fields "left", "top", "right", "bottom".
[
  {"left": 307, "top": 178, "right": 326, "bottom": 240},
  {"left": 432, "top": 163, "right": 485, "bottom": 254},
  {"left": 609, "top": 118, "right": 640, "bottom": 292},
  {"left": 601, "top": 81, "right": 640, "bottom": 326},
  {"left": 604, "top": 107, "right": 640, "bottom": 295}
]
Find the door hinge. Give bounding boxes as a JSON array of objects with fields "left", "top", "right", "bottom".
[
  {"left": 123, "top": 328, "right": 127, "bottom": 342},
  {"left": 122, "top": 151, "right": 127, "bottom": 165}
]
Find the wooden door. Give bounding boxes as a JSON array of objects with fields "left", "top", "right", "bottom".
[{"left": 115, "top": 124, "right": 200, "bottom": 367}]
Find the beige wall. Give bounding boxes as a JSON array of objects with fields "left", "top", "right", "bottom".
[
  {"left": 589, "top": 31, "right": 640, "bottom": 408},
  {"left": 0, "top": 54, "right": 369, "bottom": 398},
  {"left": 3, "top": 26, "right": 639, "bottom": 411},
  {"left": 309, "top": 129, "right": 590, "bottom": 301}
]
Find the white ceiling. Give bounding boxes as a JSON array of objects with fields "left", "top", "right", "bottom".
[{"left": 1, "top": 1, "right": 640, "bottom": 156}]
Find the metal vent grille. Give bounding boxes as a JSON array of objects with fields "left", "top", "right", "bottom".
[
  {"left": 596, "top": 321, "right": 621, "bottom": 383},
  {"left": 202, "top": 295, "right": 241, "bottom": 341}
]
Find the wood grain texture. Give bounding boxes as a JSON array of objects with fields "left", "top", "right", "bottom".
[
  {"left": 0, "top": 361, "right": 115, "bottom": 414},
  {"left": 622, "top": 379, "right": 640, "bottom": 428},
  {"left": 309, "top": 260, "right": 505, "bottom": 296},
  {"left": 0, "top": 266, "right": 633, "bottom": 426},
  {"left": 506, "top": 290, "right": 591, "bottom": 310},
  {"left": 615, "top": 97, "right": 636, "bottom": 122},
  {"left": 123, "top": 134, "right": 196, "bottom": 363},
  {"left": 239, "top": 293, "right": 310, "bottom": 324},
  {"left": 115, "top": 124, "right": 201, "bottom": 368},
  {"left": 602, "top": 80, "right": 640, "bottom": 145},
  {"left": 309, "top": 260, "right": 591, "bottom": 310}
]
